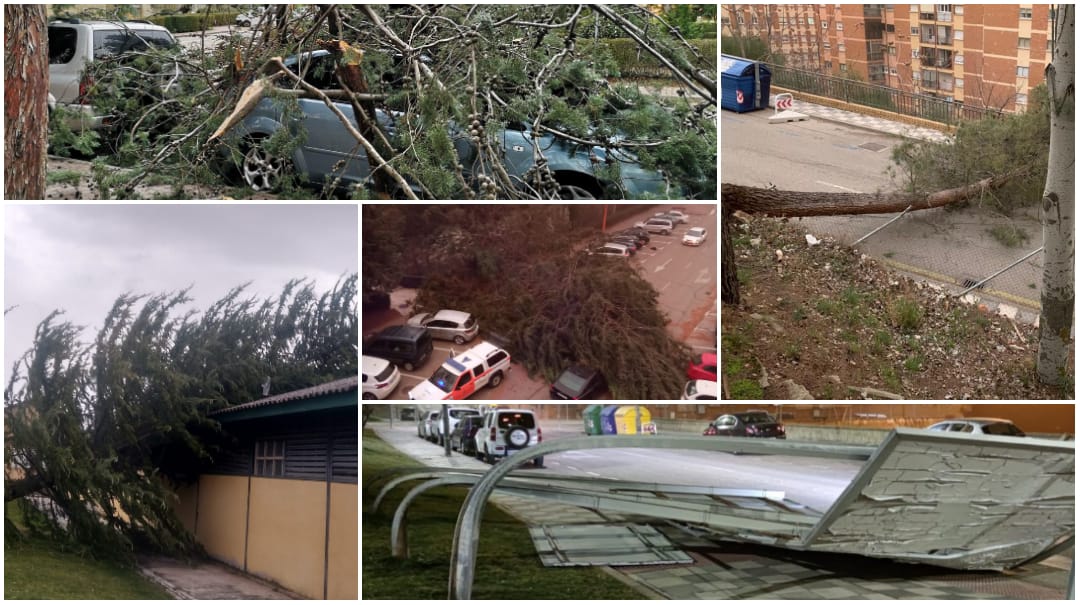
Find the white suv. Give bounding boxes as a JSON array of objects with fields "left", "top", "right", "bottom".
[
  {"left": 475, "top": 408, "right": 543, "bottom": 467},
  {"left": 635, "top": 217, "right": 674, "bottom": 235},
  {"left": 48, "top": 19, "right": 178, "bottom": 131},
  {"left": 408, "top": 341, "right": 510, "bottom": 400}
]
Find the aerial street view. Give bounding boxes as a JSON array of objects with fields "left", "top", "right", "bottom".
[
  {"left": 719, "top": 4, "right": 1074, "bottom": 399},
  {"left": 362, "top": 403, "right": 1075, "bottom": 600},
  {"left": 4, "top": 3, "right": 717, "bottom": 200}
]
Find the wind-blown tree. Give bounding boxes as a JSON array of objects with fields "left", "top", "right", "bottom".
[{"left": 4, "top": 276, "right": 357, "bottom": 560}]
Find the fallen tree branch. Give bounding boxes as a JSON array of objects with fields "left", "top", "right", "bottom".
[{"left": 847, "top": 385, "right": 903, "bottom": 400}]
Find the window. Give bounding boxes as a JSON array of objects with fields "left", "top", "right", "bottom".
[
  {"left": 779, "top": 16, "right": 788, "bottom": 25},
  {"left": 1017, "top": 66, "right": 1029, "bottom": 77},
  {"left": 823, "top": 20, "right": 829, "bottom": 29},
  {"left": 909, "top": 4, "right": 918, "bottom": 11},
  {"left": 889, "top": 45, "right": 897, "bottom": 55},
  {"left": 737, "top": 13, "right": 744, "bottom": 24},
  {"left": 840, "top": 63, "right": 848, "bottom": 72},
  {"left": 48, "top": 27, "right": 79, "bottom": 64},
  {"left": 824, "top": 60, "right": 833, "bottom": 70},
  {"left": 955, "top": 77, "right": 963, "bottom": 87},
  {"left": 910, "top": 27, "right": 919, "bottom": 35},
  {"left": 1020, "top": 8, "right": 1032, "bottom": 20},
  {"left": 799, "top": 16, "right": 805, "bottom": 25},
  {"left": 937, "top": 4, "right": 951, "bottom": 11},
  {"left": 808, "top": 16, "right": 815, "bottom": 25},
  {"left": 254, "top": 439, "right": 286, "bottom": 477},
  {"left": 955, "top": 5, "right": 963, "bottom": 15},
  {"left": 1018, "top": 37, "right": 1030, "bottom": 49},
  {"left": 912, "top": 49, "right": 920, "bottom": 59},
  {"left": 752, "top": 14, "right": 758, "bottom": 25},
  {"left": 824, "top": 41, "right": 831, "bottom": 49},
  {"left": 955, "top": 54, "right": 963, "bottom": 64},
  {"left": 1017, "top": 93, "right": 1028, "bottom": 105},
  {"left": 838, "top": 43, "right": 845, "bottom": 51},
  {"left": 954, "top": 30, "right": 963, "bottom": 40},
  {"left": 837, "top": 22, "right": 843, "bottom": 31},
  {"left": 488, "top": 350, "right": 509, "bottom": 366},
  {"left": 889, "top": 67, "right": 898, "bottom": 75}
]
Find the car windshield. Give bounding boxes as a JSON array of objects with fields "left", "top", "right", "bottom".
[
  {"left": 982, "top": 422, "right": 1025, "bottom": 436},
  {"left": 449, "top": 409, "right": 475, "bottom": 419},
  {"left": 736, "top": 412, "right": 775, "bottom": 424},
  {"left": 427, "top": 367, "right": 458, "bottom": 393},
  {"left": 94, "top": 29, "right": 176, "bottom": 58},
  {"left": 688, "top": 228, "right": 705, "bottom": 236}
]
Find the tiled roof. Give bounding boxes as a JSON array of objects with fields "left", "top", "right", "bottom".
[{"left": 212, "top": 375, "right": 358, "bottom": 416}]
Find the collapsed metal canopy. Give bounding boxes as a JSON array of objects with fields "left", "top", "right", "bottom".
[{"left": 530, "top": 524, "right": 693, "bottom": 567}]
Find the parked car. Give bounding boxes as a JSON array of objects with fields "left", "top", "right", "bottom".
[
  {"left": 615, "top": 229, "right": 649, "bottom": 246},
  {"left": 588, "top": 242, "right": 631, "bottom": 257},
  {"left": 550, "top": 365, "right": 606, "bottom": 400},
  {"left": 635, "top": 217, "right": 674, "bottom": 235},
  {"left": 362, "top": 325, "right": 433, "bottom": 372},
  {"left": 476, "top": 408, "right": 544, "bottom": 467},
  {"left": 399, "top": 406, "right": 416, "bottom": 421},
  {"left": 48, "top": 18, "right": 179, "bottom": 132},
  {"left": 361, "top": 355, "right": 400, "bottom": 400},
  {"left": 431, "top": 407, "right": 482, "bottom": 446},
  {"left": 687, "top": 352, "right": 717, "bottom": 381},
  {"left": 449, "top": 413, "right": 485, "bottom": 455},
  {"left": 418, "top": 410, "right": 440, "bottom": 439},
  {"left": 682, "top": 227, "right": 708, "bottom": 246},
  {"left": 655, "top": 209, "right": 689, "bottom": 224},
  {"left": 408, "top": 341, "right": 511, "bottom": 400},
  {"left": 406, "top": 309, "right": 479, "bottom": 345},
  {"left": 681, "top": 379, "right": 717, "bottom": 400},
  {"left": 609, "top": 235, "right": 643, "bottom": 251},
  {"left": 217, "top": 50, "right": 672, "bottom": 198},
  {"left": 704, "top": 411, "right": 786, "bottom": 438},
  {"left": 234, "top": 8, "right": 265, "bottom": 27},
  {"left": 926, "top": 418, "right": 1026, "bottom": 437},
  {"left": 618, "top": 226, "right": 651, "bottom": 243}
]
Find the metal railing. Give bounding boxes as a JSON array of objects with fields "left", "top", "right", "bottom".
[{"left": 768, "top": 63, "right": 1005, "bottom": 126}]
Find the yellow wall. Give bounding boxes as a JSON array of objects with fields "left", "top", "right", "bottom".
[
  {"left": 172, "top": 482, "right": 199, "bottom": 534},
  {"left": 327, "top": 483, "right": 358, "bottom": 600},
  {"left": 195, "top": 475, "right": 250, "bottom": 569},
  {"left": 246, "top": 478, "right": 328, "bottom": 599}
]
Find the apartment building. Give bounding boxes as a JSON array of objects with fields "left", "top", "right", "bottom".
[{"left": 722, "top": 4, "right": 1057, "bottom": 113}]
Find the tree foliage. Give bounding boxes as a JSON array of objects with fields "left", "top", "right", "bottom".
[
  {"left": 52, "top": 4, "right": 716, "bottom": 199},
  {"left": 4, "top": 276, "right": 357, "bottom": 561},
  {"left": 363, "top": 205, "right": 690, "bottom": 398}
]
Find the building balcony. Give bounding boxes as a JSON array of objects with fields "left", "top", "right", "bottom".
[
  {"left": 920, "top": 55, "right": 953, "bottom": 68},
  {"left": 920, "top": 35, "right": 952, "bottom": 45}
]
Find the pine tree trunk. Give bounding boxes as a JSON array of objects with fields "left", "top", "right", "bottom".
[
  {"left": 721, "top": 207, "right": 740, "bottom": 304},
  {"left": 1037, "top": 5, "right": 1075, "bottom": 385},
  {"left": 4, "top": 5, "right": 49, "bottom": 200}
]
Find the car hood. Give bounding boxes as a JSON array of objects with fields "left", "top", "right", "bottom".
[{"left": 408, "top": 380, "right": 450, "bottom": 400}]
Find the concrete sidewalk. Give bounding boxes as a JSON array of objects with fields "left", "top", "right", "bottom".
[
  {"left": 775, "top": 97, "right": 954, "bottom": 144},
  {"left": 139, "top": 556, "right": 302, "bottom": 600}
]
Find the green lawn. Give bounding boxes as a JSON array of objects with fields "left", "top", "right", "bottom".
[
  {"left": 361, "top": 428, "right": 645, "bottom": 599},
  {"left": 5, "top": 501, "right": 173, "bottom": 600}
]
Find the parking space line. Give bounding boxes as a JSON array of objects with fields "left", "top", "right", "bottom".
[{"left": 654, "top": 259, "right": 672, "bottom": 273}]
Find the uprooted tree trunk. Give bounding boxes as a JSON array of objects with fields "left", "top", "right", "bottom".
[{"left": 720, "top": 172, "right": 1020, "bottom": 304}]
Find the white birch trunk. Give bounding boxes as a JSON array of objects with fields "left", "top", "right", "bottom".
[{"left": 1037, "top": 5, "right": 1075, "bottom": 385}]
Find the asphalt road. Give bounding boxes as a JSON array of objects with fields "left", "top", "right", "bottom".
[
  {"left": 721, "top": 109, "right": 1044, "bottom": 314},
  {"left": 370, "top": 204, "right": 717, "bottom": 401}
]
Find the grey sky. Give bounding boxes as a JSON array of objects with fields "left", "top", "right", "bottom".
[{"left": 4, "top": 204, "right": 358, "bottom": 383}]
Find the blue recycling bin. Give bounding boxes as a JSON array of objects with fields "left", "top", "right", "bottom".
[
  {"left": 721, "top": 54, "right": 771, "bottom": 113},
  {"left": 600, "top": 405, "right": 620, "bottom": 435}
]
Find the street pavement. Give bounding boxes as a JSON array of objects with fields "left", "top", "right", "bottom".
[
  {"left": 139, "top": 556, "right": 301, "bottom": 599},
  {"left": 367, "top": 420, "right": 1073, "bottom": 600},
  {"left": 721, "top": 101, "right": 1045, "bottom": 324}
]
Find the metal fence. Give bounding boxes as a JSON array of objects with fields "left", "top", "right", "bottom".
[{"left": 768, "top": 63, "right": 1004, "bottom": 126}]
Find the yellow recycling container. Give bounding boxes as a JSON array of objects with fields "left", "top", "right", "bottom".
[{"left": 614, "top": 405, "right": 652, "bottom": 435}]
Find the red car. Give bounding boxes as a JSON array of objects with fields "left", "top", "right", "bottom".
[{"left": 687, "top": 352, "right": 717, "bottom": 381}]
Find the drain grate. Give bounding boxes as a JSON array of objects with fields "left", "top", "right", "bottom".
[
  {"left": 961, "top": 278, "right": 985, "bottom": 290},
  {"left": 859, "top": 142, "right": 889, "bottom": 152}
]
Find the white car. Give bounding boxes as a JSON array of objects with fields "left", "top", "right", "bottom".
[
  {"left": 433, "top": 407, "right": 483, "bottom": 446},
  {"left": 408, "top": 341, "right": 511, "bottom": 400},
  {"left": 406, "top": 309, "right": 479, "bottom": 345},
  {"left": 926, "top": 418, "right": 1026, "bottom": 437},
  {"left": 475, "top": 408, "right": 544, "bottom": 467},
  {"left": 682, "top": 227, "right": 708, "bottom": 246},
  {"left": 656, "top": 210, "right": 689, "bottom": 224},
  {"left": 362, "top": 355, "right": 400, "bottom": 400},
  {"left": 635, "top": 218, "right": 674, "bottom": 235},
  {"left": 681, "top": 379, "right": 718, "bottom": 400},
  {"left": 588, "top": 242, "right": 631, "bottom": 257}
]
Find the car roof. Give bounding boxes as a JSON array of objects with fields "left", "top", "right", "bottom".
[
  {"left": 433, "top": 309, "right": 472, "bottom": 323},
  {"left": 603, "top": 242, "right": 629, "bottom": 250},
  {"left": 934, "top": 418, "right": 1015, "bottom": 424},
  {"left": 447, "top": 341, "right": 503, "bottom": 367},
  {"left": 51, "top": 19, "right": 172, "bottom": 32},
  {"left": 687, "top": 227, "right": 706, "bottom": 233},
  {"left": 693, "top": 379, "right": 718, "bottom": 395},
  {"left": 361, "top": 355, "right": 391, "bottom": 371}
]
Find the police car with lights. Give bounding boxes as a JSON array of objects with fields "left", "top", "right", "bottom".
[{"left": 407, "top": 341, "right": 511, "bottom": 400}]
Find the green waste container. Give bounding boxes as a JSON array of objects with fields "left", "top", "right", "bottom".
[{"left": 582, "top": 404, "right": 603, "bottom": 435}]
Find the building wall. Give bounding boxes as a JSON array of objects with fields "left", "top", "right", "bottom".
[
  {"left": 194, "top": 474, "right": 249, "bottom": 569},
  {"left": 327, "top": 483, "right": 359, "bottom": 600},
  {"left": 247, "top": 478, "right": 328, "bottom": 599}
]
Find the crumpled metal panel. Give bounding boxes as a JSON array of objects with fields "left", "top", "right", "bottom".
[
  {"left": 802, "top": 428, "right": 1075, "bottom": 570},
  {"left": 530, "top": 524, "right": 693, "bottom": 567}
]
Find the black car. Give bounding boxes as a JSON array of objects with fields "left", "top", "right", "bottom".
[
  {"left": 615, "top": 230, "right": 648, "bottom": 247},
  {"left": 609, "top": 235, "right": 643, "bottom": 251},
  {"left": 703, "top": 412, "right": 786, "bottom": 438},
  {"left": 449, "top": 414, "right": 484, "bottom": 455},
  {"left": 550, "top": 365, "right": 606, "bottom": 400},
  {"left": 619, "top": 226, "right": 651, "bottom": 243}
]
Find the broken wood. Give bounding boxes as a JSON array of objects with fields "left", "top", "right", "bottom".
[{"left": 846, "top": 385, "right": 903, "bottom": 400}]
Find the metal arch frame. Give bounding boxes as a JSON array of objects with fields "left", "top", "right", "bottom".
[{"left": 447, "top": 435, "right": 875, "bottom": 599}]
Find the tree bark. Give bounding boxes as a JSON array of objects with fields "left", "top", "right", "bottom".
[
  {"left": 1037, "top": 5, "right": 1075, "bottom": 385},
  {"left": 722, "top": 173, "right": 1017, "bottom": 218},
  {"left": 721, "top": 206, "right": 740, "bottom": 304},
  {"left": 4, "top": 5, "right": 49, "bottom": 200}
]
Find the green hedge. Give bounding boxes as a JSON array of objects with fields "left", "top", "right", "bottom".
[
  {"left": 598, "top": 38, "right": 717, "bottom": 79},
  {"left": 148, "top": 12, "right": 239, "bottom": 33}
]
